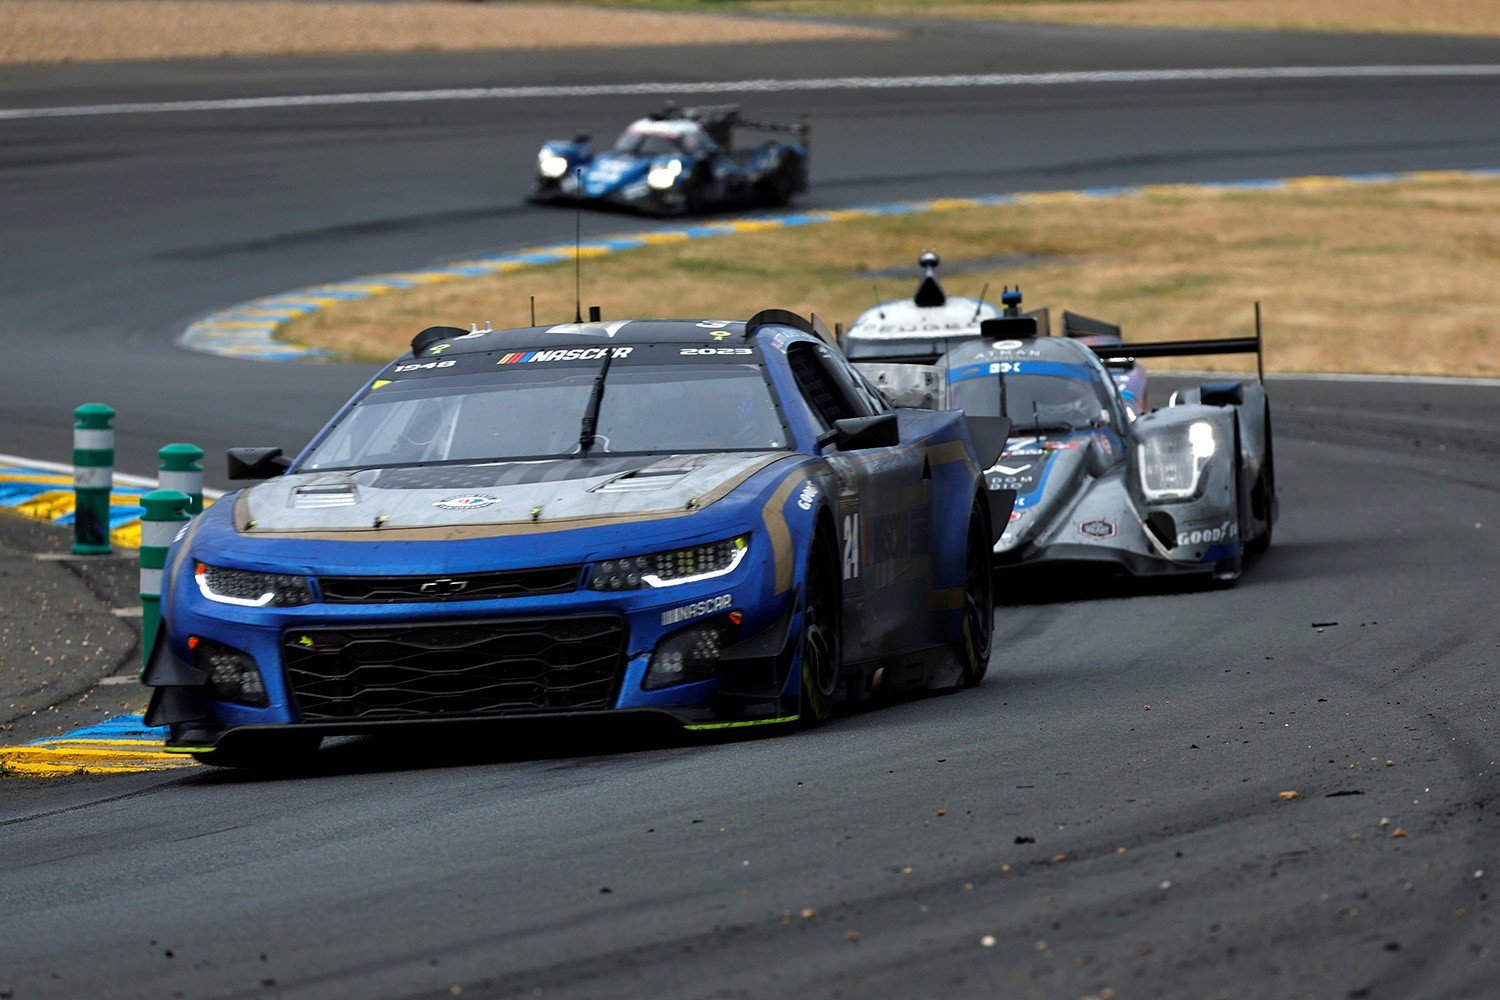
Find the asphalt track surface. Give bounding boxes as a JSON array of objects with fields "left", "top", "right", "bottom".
[{"left": 2, "top": 18, "right": 1498, "bottom": 999}]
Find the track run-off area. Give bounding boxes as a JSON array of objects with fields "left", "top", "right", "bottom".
[{"left": 1, "top": 16, "right": 1497, "bottom": 999}]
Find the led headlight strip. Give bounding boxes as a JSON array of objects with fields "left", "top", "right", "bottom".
[
  {"left": 591, "top": 535, "right": 748, "bottom": 591},
  {"left": 1137, "top": 420, "right": 1217, "bottom": 502},
  {"left": 195, "top": 562, "right": 313, "bottom": 607}
]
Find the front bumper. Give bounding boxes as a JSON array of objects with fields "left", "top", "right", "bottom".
[{"left": 147, "top": 555, "right": 800, "bottom": 748}]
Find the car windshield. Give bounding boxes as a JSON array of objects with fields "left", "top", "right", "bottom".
[
  {"left": 612, "top": 130, "right": 687, "bottom": 157},
  {"left": 950, "top": 373, "right": 1105, "bottom": 430},
  {"left": 302, "top": 362, "right": 787, "bottom": 471}
]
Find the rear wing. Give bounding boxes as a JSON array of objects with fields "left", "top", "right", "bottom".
[
  {"left": 685, "top": 104, "right": 809, "bottom": 149},
  {"left": 1087, "top": 307, "right": 1265, "bottom": 383}
]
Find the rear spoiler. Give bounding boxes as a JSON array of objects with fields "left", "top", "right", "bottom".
[{"left": 1087, "top": 303, "right": 1266, "bottom": 382}]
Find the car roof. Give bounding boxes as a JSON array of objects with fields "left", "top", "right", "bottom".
[
  {"left": 941, "top": 333, "right": 1101, "bottom": 370},
  {"left": 408, "top": 319, "right": 753, "bottom": 358}
]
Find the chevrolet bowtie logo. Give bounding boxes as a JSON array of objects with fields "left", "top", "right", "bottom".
[{"left": 419, "top": 578, "right": 469, "bottom": 595}]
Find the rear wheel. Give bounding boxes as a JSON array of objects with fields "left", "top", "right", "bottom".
[
  {"left": 956, "top": 502, "right": 994, "bottom": 687},
  {"left": 797, "top": 539, "right": 841, "bottom": 725}
]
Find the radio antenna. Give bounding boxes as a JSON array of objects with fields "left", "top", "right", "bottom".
[
  {"left": 530, "top": 295, "right": 536, "bottom": 327},
  {"left": 573, "top": 168, "right": 584, "bottom": 324},
  {"left": 870, "top": 285, "right": 885, "bottom": 320},
  {"left": 970, "top": 282, "right": 990, "bottom": 323},
  {"left": 1254, "top": 300, "right": 1265, "bottom": 383}
]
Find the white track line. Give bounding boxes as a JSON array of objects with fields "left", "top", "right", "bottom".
[
  {"left": 4, "top": 65, "right": 1499, "bottom": 121},
  {"left": 0, "top": 452, "right": 226, "bottom": 496}
]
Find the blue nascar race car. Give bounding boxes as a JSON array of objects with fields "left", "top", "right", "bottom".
[
  {"left": 144, "top": 311, "right": 1012, "bottom": 767},
  {"left": 531, "top": 104, "right": 809, "bottom": 215}
]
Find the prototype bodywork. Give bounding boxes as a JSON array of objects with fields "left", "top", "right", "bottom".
[
  {"left": 531, "top": 104, "right": 808, "bottom": 215},
  {"left": 144, "top": 313, "right": 1005, "bottom": 766},
  {"left": 849, "top": 263, "right": 1277, "bottom": 583}
]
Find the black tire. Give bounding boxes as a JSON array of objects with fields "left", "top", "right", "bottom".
[
  {"left": 1212, "top": 443, "right": 1246, "bottom": 587},
  {"left": 956, "top": 501, "right": 994, "bottom": 687},
  {"left": 192, "top": 733, "right": 322, "bottom": 770},
  {"left": 1247, "top": 403, "right": 1276, "bottom": 555},
  {"left": 797, "top": 538, "right": 841, "bottom": 726}
]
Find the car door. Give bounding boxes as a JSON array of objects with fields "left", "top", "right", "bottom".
[{"left": 786, "top": 341, "right": 932, "bottom": 664}]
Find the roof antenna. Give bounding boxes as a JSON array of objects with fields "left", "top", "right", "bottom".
[
  {"left": 1254, "top": 300, "right": 1265, "bottom": 383},
  {"left": 530, "top": 295, "right": 536, "bottom": 328},
  {"left": 870, "top": 285, "right": 886, "bottom": 320},
  {"left": 970, "top": 282, "right": 990, "bottom": 323},
  {"left": 573, "top": 168, "right": 584, "bottom": 324}
]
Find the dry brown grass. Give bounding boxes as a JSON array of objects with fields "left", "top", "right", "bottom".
[
  {"left": 284, "top": 173, "right": 1500, "bottom": 376},
  {"left": 582, "top": 0, "right": 1500, "bottom": 37},
  {"left": 0, "top": 0, "right": 885, "bottom": 65}
]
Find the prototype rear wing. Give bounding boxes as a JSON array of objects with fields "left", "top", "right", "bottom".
[{"left": 1087, "top": 304, "right": 1266, "bottom": 382}]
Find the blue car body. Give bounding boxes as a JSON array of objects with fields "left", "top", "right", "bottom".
[
  {"left": 144, "top": 314, "right": 998, "bottom": 762},
  {"left": 531, "top": 106, "right": 809, "bottom": 216}
]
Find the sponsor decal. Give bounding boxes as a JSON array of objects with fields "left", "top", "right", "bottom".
[
  {"left": 992, "top": 339, "right": 1023, "bottom": 350},
  {"left": 1176, "top": 520, "right": 1238, "bottom": 547},
  {"left": 797, "top": 481, "right": 819, "bottom": 511},
  {"left": 393, "top": 360, "right": 456, "bottom": 372},
  {"left": 987, "top": 361, "right": 1022, "bottom": 375},
  {"left": 1042, "top": 441, "right": 1081, "bottom": 452},
  {"left": 991, "top": 463, "right": 1031, "bottom": 477},
  {"left": 433, "top": 494, "right": 500, "bottom": 510},
  {"left": 842, "top": 512, "right": 861, "bottom": 580},
  {"left": 662, "top": 592, "right": 733, "bottom": 626},
  {"left": 428, "top": 343, "right": 451, "bottom": 354},
  {"left": 1009, "top": 510, "right": 1024, "bottom": 523},
  {"left": 1078, "top": 518, "right": 1116, "bottom": 539},
  {"left": 680, "top": 347, "right": 754, "bottom": 356},
  {"left": 497, "top": 346, "right": 633, "bottom": 365}
]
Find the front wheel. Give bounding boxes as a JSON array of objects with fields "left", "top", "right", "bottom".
[
  {"left": 797, "top": 539, "right": 841, "bottom": 726},
  {"left": 956, "top": 502, "right": 994, "bottom": 687}
]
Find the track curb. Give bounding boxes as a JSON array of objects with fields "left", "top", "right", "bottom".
[{"left": 178, "top": 167, "right": 1500, "bottom": 363}]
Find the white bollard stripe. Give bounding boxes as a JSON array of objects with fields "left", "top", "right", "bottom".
[
  {"left": 73, "top": 466, "right": 113, "bottom": 488},
  {"left": 138, "top": 567, "right": 163, "bottom": 596},
  {"left": 139, "top": 520, "right": 184, "bottom": 549},
  {"left": 158, "top": 471, "right": 201, "bottom": 494},
  {"left": 73, "top": 429, "right": 115, "bottom": 450}
]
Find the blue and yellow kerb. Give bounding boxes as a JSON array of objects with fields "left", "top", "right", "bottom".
[{"left": 177, "top": 168, "right": 1500, "bottom": 363}]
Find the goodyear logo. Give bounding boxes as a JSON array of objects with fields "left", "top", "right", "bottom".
[{"left": 497, "top": 347, "right": 633, "bottom": 365}]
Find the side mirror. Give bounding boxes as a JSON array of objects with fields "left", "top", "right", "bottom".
[
  {"left": 963, "top": 415, "right": 1012, "bottom": 473},
  {"left": 228, "top": 447, "right": 291, "bottom": 480},
  {"left": 826, "top": 413, "right": 899, "bottom": 451}
]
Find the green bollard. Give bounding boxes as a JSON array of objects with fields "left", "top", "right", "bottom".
[
  {"left": 139, "top": 489, "right": 191, "bottom": 669},
  {"left": 72, "top": 403, "right": 115, "bottom": 555},
  {"left": 158, "top": 443, "right": 205, "bottom": 515}
]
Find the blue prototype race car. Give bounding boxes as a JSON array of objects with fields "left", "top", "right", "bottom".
[
  {"left": 530, "top": 104, "right": 809, "bottom": 215},
  {"left": 144, "top": 311, "right": 1011, "bottom": 767},
  {"left": 850, "top": 268, "right": 1277, "bottom": 584}
]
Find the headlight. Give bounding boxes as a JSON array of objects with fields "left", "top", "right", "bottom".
[
  {"left": 191, "top": 636, "right": 269, "bottom": 707},
  {"left": 1137, "top": 420, "right": 1217, "bottom": 501},
  {"left": 195, "top": 562, "right": 312, "bottom": 607},
  {"left": 538, "top": 151, "right": 569, "bottom": 179},
  {"left": 646, "top": 159, "right": 684, "bottom": 190},
  {"left": 589, "top": 535, "right": 748, "bottom": 591}
]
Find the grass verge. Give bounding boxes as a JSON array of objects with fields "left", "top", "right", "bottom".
[
  {"left": 0, "top": 0, "right": 885, "bottom": 65},
  {"left": 282, "top": 173, "right": 1500, "bottom": 377},
  {"left": 557, "top": 0, "right": 1500, "bottom": 37}
]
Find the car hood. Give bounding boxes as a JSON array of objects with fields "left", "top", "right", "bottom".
[
  {"left": 235, "top": 452, "right": 789, "bottom": 539},
  {"left": 990, "top": 433, "right": 1093, "bottom": 548},
  {"left": 579, "top": 154, "right": 651, "bottom": 197}
]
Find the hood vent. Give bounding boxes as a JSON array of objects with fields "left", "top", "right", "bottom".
[
  {"left": 592, "top": 468, "right": 692, "bottom": 494},
  {"left": 291, "top": 484, "right": 359, "bottom": 509}
]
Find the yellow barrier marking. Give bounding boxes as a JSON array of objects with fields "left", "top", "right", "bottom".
[
  {"left": 729, "top": 219, "right": 787, "bottom": 233},
  {"left": 0, "top": 743, "right": 197, "bottom": 776},
  {"left": 111, "top": 523, "right": 141, "bottom": 549},
  {"left": 383, "top": 272, "right": 460, "bottom": 285},
  {"left": 924, "top": 197, "right": 983, "bottom": 211},
  {"left": 205, "top": 320, "right": 280, "bottom": 329},
  {"left": 822, "top": 208, "right": 873, "bottom": 222},
  {"left": 14, "top": 490, "right": 75, "bottom": 520},
  {"left": 0, "top": 472, "right": 74, "bottom": 486},
  {"left": 639, "top": 231, "right": 691, "bottom": 245}
]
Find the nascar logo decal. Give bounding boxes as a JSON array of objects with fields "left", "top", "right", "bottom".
[
  {"left": 662, "top": 593, "right": 733, "bottom": 626},
  {"left": 496, "top": 347, "right": 633, "bottom": 365},
  {"left": 433, "top": 495, "right": 500, "bottom": 510}
]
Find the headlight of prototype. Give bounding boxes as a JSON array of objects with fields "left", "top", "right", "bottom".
[
  {"left": 646, "top": 158, "right": 684, "bottom": 191},
  {"left": 538, "top": 150, "right": 569, "bottom": 179},
  {"left": 195, "top": 562, "right": 313, "bottom": 607},
  {"left": 589, "top": 535, "right": 748, "bottom": 591},
  {"left": 1137, "top": 420, "right": 1217, "bottom": 501}
]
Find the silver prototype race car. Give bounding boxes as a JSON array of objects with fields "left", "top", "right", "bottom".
[{"left": 845, "top": 254, "right": 1277, "bottom": 583}]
